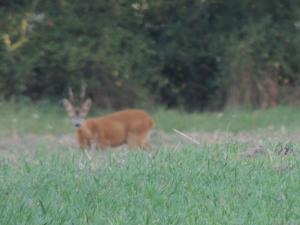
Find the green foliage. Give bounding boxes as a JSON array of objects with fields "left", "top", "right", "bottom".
[
  {"left": 154, "top": 106, "right": 300, "bottom": 132},
  {"left": 0, "top": 101, "right": 71, "bottom": 135},
  {"left": 0, "top": 0, "right": 300, "bottom": 109},
  {"left": 1, "top": 144, "right": 300, "bottom": 224},
  {"left": 2, "top": 101, "right": 300, "bottom": 135}
]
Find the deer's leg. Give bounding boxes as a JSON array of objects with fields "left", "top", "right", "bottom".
[
  {"left": 77, "top": 133, "right": 91, "bottom": 150},
  {"left": 127, "top": 133, "right": 140, "bottom": 149},
  {"left": 127, "top": 130, "right": 152, "bottom": 150},
  {"left": 96, "top": 142, "right": 109, "bottom": 150},
  {"left": 95, "top": 134, "right": 110, "bottom": 150},
  {"left": 140, "top": 130, "right": 152, "bottom": 150}
]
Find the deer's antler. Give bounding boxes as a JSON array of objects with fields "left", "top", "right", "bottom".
[
  {"left": 80, "top": 83, "right": 86, "bottom": 103},
  {"left": 68, "top": 87, "right": 75, "bottom": 103}
]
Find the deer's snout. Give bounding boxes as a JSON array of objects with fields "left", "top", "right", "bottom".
[{"left": 72, "top": 116, "right": 83, "bottom": 128}]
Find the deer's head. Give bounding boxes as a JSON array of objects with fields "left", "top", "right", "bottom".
[{"left": 63, "top": 85, "right": 92, "bottom": 128}]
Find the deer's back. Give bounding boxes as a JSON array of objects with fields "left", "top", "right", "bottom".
[{"left": 85, "top": 109, "right": 153, "bottom": 135}]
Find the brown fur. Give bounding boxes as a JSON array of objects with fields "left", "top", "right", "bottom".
[{"left": 75, "top": 109, "right": 154, "bottom": 149}]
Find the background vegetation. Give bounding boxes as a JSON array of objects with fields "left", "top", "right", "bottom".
[
  {"left": 2, "top": 2, "right": 300, "bottom": 223},
  {"left": 2, "top": 101, "right": 300, "bottom": 135},
  {"left": 1, "top": 0, "right": 300, "bottom": 110}
]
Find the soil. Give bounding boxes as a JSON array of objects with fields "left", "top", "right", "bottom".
[{"left": 0, "top": 128, "right": 299, "bottom": 162}]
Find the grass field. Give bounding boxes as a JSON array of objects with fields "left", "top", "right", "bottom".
[
  {"left": 1, "top": 101, "right": 300, "bottom": 134},
  {"left": 1, "top": 144, "right": 300, "bottom": 225},
  {"left": 1, "top": 102, "right": 300, "bottom": 224}
]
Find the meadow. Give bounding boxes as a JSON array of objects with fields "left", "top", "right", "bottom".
[
  {"left": 1, "top": 101, "right": 300, "bottom": 224},
  {"left": 1, "top": 101, "right": 300, "bottom": 134}
]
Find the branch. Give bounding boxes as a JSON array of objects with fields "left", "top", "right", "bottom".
[{"left": 173, "top": 129, "right": 200, "bottom": 145}]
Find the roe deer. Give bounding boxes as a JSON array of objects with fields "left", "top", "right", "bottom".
[{"left": 63, "top": 86, "right": 154, "bottom": 150}]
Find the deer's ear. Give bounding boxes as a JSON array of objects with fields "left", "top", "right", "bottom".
[
  {"left": 80, "top": 98, "right": 92, "bottom": 116},
  {"left": 63, "top": 99, "right": 74, "bottom": 116}
]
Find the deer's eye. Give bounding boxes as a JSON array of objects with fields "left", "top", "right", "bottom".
[{"left": 79, "top": 111, "right": 87, "bottom": 117}]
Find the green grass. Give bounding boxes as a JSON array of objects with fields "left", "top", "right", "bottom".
[
  {"left": 0, "top": 101, "right": 72, "bottom": 135},
  {"left": 1, "top": 101, "right": 300, "bottom": 134},
  {"left": 1, "top": 101, "right": 300, "bottom": 224},
  {"left": 154, "top": 106, "right": 300, "bottom": 132},
  {"left": 1, "top": 144, "right": 300, "bottom": 225}
]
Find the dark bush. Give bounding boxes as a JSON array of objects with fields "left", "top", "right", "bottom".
[{"left": 0, "top": 0, "right": 300, "bottom": 110}]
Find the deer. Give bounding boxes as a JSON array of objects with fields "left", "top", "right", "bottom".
[{"left": 63, "top": 86, "right": 154, "bottom": 150}]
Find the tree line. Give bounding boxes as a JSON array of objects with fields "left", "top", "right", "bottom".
[{"left": 1, "top": 0, "right": 300, "bottom": 110}]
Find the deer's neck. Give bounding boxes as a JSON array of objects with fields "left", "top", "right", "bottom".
[{"left": 76, "top": 123, "right": 92, "bottom": 139}]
